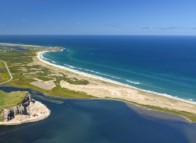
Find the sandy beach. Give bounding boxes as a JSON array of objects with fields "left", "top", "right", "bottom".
[
  {"left": 35, "top": 51, "right": 196, "bottom": 117},
  {"left": 38, "top": 51, "right": 196, "bottom": 104},
  {"left": 0, "top": 101, "right": 51, "bottom": 125}
]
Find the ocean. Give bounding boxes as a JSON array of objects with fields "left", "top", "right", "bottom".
[{"left": 0, "top": 35, "right": 195, "bottom": 102}]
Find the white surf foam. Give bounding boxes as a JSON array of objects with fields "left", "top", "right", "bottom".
[
  {"left": 126, "top": 80, "right": 141, "bottom": 85},
  {"left": 38, "top": 50, "right": 196, "bottom": 105}
]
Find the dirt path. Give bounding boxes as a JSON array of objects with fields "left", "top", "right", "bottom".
[{"left": 0, "top": 60, "right": 13, "bottom": 85}]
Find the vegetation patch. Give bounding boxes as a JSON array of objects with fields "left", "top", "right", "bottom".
[
  {"left": 0, "top": 90, "right": 28, "bottom": 111},
  {"left": 0, "top": 111, "right": 3, "bottom": 121},
  {"left": 0, "top": 61, "right": 10, "bottom": 83}
]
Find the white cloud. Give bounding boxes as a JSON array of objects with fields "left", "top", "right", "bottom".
[{"left": 141, "top": 26, "right": 196, "bottom": 30}]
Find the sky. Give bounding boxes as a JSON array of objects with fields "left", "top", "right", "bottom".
[{"left": 0, "top": 0, "right": 196, "bottom": 35}]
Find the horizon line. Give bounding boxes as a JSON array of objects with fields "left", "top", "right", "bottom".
[{"left": 0, "top": 34, "right": 196, "bottom": 36}]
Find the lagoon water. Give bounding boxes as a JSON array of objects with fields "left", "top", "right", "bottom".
[
  {"left": 0, "top": 35, "right": 196, "bottom": 101},
  {"left": 0, "top": 87, "right": 196, "bottom": 143}
]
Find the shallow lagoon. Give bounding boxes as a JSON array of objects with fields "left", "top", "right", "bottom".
[{"left": 0, "top": 87, "right": 196, "bottom": 143}]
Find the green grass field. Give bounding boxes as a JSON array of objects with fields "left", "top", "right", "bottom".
[
  {"left": 0, "top": 90, "right": 27, "bottom": 111},
  {"left": 0, "top": 46, "right": 93, "bottom": 99},
  {"left": 0, "top": 90, "right": 28, "bottom": 121},
  {"left": 0, "top": 61, "right": 10, "bottom": 84}
]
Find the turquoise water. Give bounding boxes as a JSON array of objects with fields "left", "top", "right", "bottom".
[
  {"left": 44, "top": 36, "right": 196, "bottom": 101},
  {"left": 0, "top": 87, "right": 196, "bottom": 143},
  {"left": 0, "top": 35, "right": 195, "bottom": 101}
]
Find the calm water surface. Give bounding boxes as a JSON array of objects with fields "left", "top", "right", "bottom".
[{"left": 0, "top": 87, "right": 196, "bottom": 143}]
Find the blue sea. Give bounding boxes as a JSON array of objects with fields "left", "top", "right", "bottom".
[
  {"left": 0, "top": 35, "right": 196, "bottom": 101},
  {"left": 0, "top": 36, "right": 196, "bottom": 143}
]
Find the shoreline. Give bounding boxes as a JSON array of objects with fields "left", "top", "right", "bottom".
[
  {"left": 1, "top": 42, "right": 194, "bottom": 105},
  {"left": 0, "top": 101, "right": 51, "bottom": 126},
  {"left": 38, "top": 51, "right": 196, "bottom": 105},
  {"left": 1, "top": 42, "right": 196, "bottom": 122}
]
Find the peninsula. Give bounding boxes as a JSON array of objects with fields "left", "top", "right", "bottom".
[
  {"left": 0, "top": 43, "right": 196, "bottom": 122},
  {"left": 0, "top": 90, "right": 50, "bottom": 125}
]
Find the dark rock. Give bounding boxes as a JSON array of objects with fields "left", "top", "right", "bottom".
[
  {"left": 3, "top": 92, "right": 33, "bottom": 121},
  {"left": 6, "top": 109, "right": 15, "bottom": 121}
]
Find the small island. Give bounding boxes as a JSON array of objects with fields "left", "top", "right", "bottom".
[{"left": 0, "top": 90, "right": 50, "bottom": 125}]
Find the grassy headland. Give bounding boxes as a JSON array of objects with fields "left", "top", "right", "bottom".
[
  {"left": 0, "top": 91, "right": 27, "bottom": 111},
  {"left": 0, "top": 90, "right": 28, "bottom": 121}
]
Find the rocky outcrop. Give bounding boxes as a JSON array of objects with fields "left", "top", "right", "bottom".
[{"left": 3, "top": 92, "right": 35, "bottom": 121}]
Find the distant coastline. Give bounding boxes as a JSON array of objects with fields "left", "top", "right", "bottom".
[{"left": 0, "top": 43, "right": 49, "bottom": 48}]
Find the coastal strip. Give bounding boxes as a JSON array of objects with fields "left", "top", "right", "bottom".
[
  {"left": 38, "top": 51, "right": 196, "bottom": 105},
  {"left": 38, "top": 51, "right": 135, "bottom": 89},
  {"left": 1, "top": 43, "right": 196, "bottom": 122},
  {"left": 37, "top": 50, "right": 196, "bottom": 122}
]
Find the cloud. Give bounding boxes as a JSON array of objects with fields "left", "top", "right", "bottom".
[
  {"left": 157, "top": 26, "right": 178, "bottom": 30},
  {"left": 141, "top": 26, "right": 196, "bottom": 30},
  {"left": 141, "top": 26, "right": 153, "bottom": 30}
]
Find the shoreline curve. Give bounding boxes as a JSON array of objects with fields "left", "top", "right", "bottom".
[{"left": 38, "top": 50, "right": 196, "bottom": 105}]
